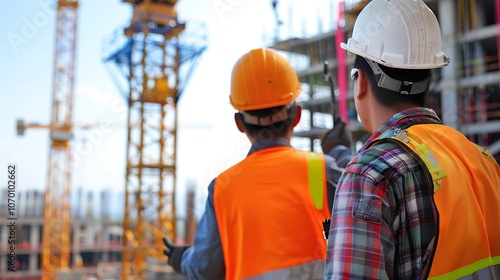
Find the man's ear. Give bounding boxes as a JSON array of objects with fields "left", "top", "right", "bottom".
[
  {"left": 234, "top": 113, "right": 245, "bottom": 133},
  {"left": 356, "top": 69, "right": 369, "bottom": 101},
  {"left": 292, "top": 105, "right": 302, "bottom": 127}
]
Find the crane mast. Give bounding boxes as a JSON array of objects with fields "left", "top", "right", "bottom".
[
  {"left": 121, "top": 1, "right": 184, "bottom": 278},
  {"left": 41, "top": 0, "right": 78, "bottom": 279},
  {"left": 102, "top": 0, "right": 206, "bottom": 277}
]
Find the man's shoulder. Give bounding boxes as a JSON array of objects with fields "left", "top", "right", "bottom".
[{"left": 346, "top": 141, "right": 421, "bottom": 182}]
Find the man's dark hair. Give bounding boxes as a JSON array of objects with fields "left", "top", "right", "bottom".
[
  {"left": 354, "top": 55, "right": 431, "bottom": 107},
  {"left": 238, "top": 105, "right": 297, "bottom": 139}
]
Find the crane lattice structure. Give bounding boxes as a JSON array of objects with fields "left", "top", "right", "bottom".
[
  {"left": 42, "top": 0, "right": 78, "bottom": 279},
  {"left": 102, "top": 0, "right": 207, "bottom": 278},
  {"left": 16, "top": 1, "right": 81, "bottom": 278}
]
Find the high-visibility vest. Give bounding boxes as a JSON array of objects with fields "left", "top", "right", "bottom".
[
  {"left": 213, "top": 146, "right": 330, "bottom": 280},
  {"left": 374, "top": 124, "right": 500, "bottom": 279}
]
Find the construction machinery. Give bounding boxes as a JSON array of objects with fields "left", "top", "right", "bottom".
[
  {"left": 102, "top": 0, "right": 207, "bottom": 278},
  {"left": 16, "top": 0, "right": 82, "bottom": 279},
  {"left": 40, "top": 1, "right": 78, "bottom": 278},
  {"left": 15, "top": 0, "right": 80, "bottom": 278},
  {"left": 17, "top": 0, "right": 79, "bottom": 280}
]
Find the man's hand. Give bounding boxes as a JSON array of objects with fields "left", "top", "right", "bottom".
[
  {"left": 321, "top": 117, "right": 352, "bottom": 154},
  {"left": 163, "top": 237, "right": 190, "bottom": 273},
  {"left": 163, "top": 237, "right": 176, "bottom": 258}
]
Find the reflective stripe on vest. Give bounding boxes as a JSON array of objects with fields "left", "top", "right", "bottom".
[
  {"left": 390, "top": 124, "right": 500, "bottom": 280},
  {"left": 306, "top": 151, "right": 326, "bottom": 210},
  {"left": 213, "top": 146, "right": 330, "bottom": 279},
  {"left": 245, "top": 259, "right": 324, "bottom": 280}
]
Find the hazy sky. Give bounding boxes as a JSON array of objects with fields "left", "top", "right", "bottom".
[{"left": 0, "top": 0, "right": 340, "bottom": 218}]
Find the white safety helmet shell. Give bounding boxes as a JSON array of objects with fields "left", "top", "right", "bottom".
[{"left": 341, "top": 0, "right": 450, "bottom": 69}]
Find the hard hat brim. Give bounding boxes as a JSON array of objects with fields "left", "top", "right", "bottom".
[{"left": 340, "top": 42, "right": 449, "bottom": 70}]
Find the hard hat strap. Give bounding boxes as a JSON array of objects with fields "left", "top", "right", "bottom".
[
  {"left": 364, "top": 58, "right": 430, "bottom": 95},
  {"left": 240, "top": 102, "right": 295, "bottom": 126}
]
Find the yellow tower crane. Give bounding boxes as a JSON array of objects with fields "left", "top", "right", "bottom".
[
  {"left": 42, "top": 0, "right": 78, "bottom": 278},
  {"left": 120, "top": 1, "right": 184, "bottom": 278},
  {"left": 16, "top": 1, "right": 79, "bottom": 278},
  {"left": 121, "top": 0, "right": 184, "bottom": 279},
  {"left": 102, "top": 0, "right": 207, "bottom": 278}
]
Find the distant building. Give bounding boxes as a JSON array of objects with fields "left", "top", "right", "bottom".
[{"left": 0, "top": 188, "right": 122, "bottom": 279}]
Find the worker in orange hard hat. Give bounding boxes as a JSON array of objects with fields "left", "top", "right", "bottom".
[
  {"left": 325, "top": 0, "right": 500, "bottom": 279},
  {"left": 163, "top": 47, "right": 353, "bottom": 279}
]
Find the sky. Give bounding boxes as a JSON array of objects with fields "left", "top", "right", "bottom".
[{"left": 0, "top": 0, "right": 340, "bottom": 219}]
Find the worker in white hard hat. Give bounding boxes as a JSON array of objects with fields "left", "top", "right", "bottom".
[
  {"left": 324, "top": 0, "right": 500, "bottom": 279},
  {"left": 162, "top": 48, "right": 353, "bottom": 279}
]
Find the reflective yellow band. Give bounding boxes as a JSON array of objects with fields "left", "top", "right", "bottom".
[
  {"left": 413, "top": 142, "right": 446, "bottom": 192},
  {"left": 429, "top": 256, "right": 500, "bottom": 280},
  {"left": 392, "top": 129, "right": 446, "bottom": 192},
  {"left": 475, "top": 143, "right": 500, "bottom": 167},
  {"left": 306, "top": 152, "right": 324, "bottom": 210}
]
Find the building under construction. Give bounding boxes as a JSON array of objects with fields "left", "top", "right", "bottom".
[
  {"left": 2, "top": 0, "right": 500, "bottom": 279},
  {"left": 274, "top": 0, "right": 500, "bottom": 162},
  {"left": 0, "top": 188, "right": 125, "bottom": 279},
  {"left": 0, "top": 187, "right": 196, "bottom": 279}
]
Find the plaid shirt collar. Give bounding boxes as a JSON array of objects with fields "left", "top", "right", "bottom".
[{"left": 359, "top": 107, "right": 442, "bottom": 152}]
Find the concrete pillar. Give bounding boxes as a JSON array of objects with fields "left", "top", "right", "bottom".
[
  {"left": 75, "top": 187, "right": 82, "bottom": 219},
  {"left": 102, "top": 251, "right": 110, "bottom": 263},
  {"left": 29, "top": 224, "right": 39, "bottom": 272},
  {"left": 19, "top": 191, "right": 24, "bottom": 217},
  {"left": 33, "top": 191, "right": 42, "bottom": 217},
  {"left": 27, "top": 190, "right": 33, "bottom": 217},
  {"left": 101, "top": 190, "right": 109, "bottom": 220},
  {"left": 73, "top": 221, "right": 81, "bottom": 267},
  {"left": 86, "top": 191, "right": 94, "bottom": 219},
  {"left": 85, "top": 224, "right": 95, "bottom": 246},
  {"left": 101, "top": 226, "right": 110, "bottom": 262},
  {"left": 29, "top": 221, "right": 39, "bottom": 248},
  {"left": 29, "top": 253, "right": 38, "bottom": 273},
  {"left": 439, "top": 0, "right": 459, "bottom": 129}
]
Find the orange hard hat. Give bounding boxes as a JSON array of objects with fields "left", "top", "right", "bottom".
[{"left": 230, "top": 48, "right": 301, "bottom": 111}]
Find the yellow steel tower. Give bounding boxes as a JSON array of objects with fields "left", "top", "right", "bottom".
[
  {"left": 103, "top": 0, "right": 206, "bottom": 277},
  {"left": 112, "top": 1, "right": 182, "bottom": 278},
  {"left": 42, "top": 0, "right": 78, "bottom": 279},
  {"left": 121, "top": 1, "right": 182, "bottom": 278}
]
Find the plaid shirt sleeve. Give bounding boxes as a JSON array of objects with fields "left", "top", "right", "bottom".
[{"left": 325, "top": 157, "right": 392, "bottom": 280}]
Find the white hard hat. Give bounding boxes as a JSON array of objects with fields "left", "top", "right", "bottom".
[{"left": 341, "top": 0, "right": 450, "bottom": 69}]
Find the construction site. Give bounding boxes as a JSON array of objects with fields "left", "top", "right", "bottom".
[{"left": 1, "top": 0, "right": 500, "bottom": 279}]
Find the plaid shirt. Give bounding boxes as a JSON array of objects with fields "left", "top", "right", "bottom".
[{"left": 325, "top": 107, "right": 440, "bottom": 280}]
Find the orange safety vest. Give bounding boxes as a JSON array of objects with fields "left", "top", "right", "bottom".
[
  {"left": 213, "top": 146, "right": 330, "bottom": 280},
  {"left": 380, "top": 124, "right": 500, "bottom": 279}
]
